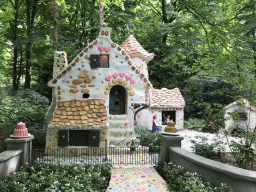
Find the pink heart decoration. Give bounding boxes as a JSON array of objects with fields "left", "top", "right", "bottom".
[
  {"left": 112, "top": 73, "right": 118, "bottom": 79},
  {"left": 104, "top": 47, "right": 111, "bottom": 53},
  {"left": 62, "top": 135, "right": 65, "bottom": 138},
  {"left": 125, "top": 74, "right": 131, "bottom": 80},
  {"left": 105, "top": 75, "right": 112, "bottom": 81},
  {"left": 130, "top": 78, "right": 136, "bottom": 84},
  {"left": 119, "top": 72, "right": 125, "bottom": 78},
  {"left": 98, "top": 46, "right": 104, "bottom": 53}
]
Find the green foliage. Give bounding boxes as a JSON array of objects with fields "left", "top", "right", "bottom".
[
  {"left": 184, "top": 118, "right": 206, "bottom": 131},
  {"left": 0, "top": 161, "right": 112, "bottom": 192},
  {"left": 32, "top": 130, "right": 46, "bottom": 149},
  {"left": 134, "top": 125, "right": 161, "bottom": 151},
  {"left": 162, "top": 162, "right": 232, "bottom": 191},
  {"left": 0, "top": 89, "right": 50, "bottom": 130},
  {"left": 202, "top": 119, "right": 223, "bottom": 133},
  {"left": 0, "top": 122, "right": 17, "bottom": 153},
  {"left": 229, "top": 139, "right": 256, "bottom": 170},
  {"left": 190, "top": 136, "right": 224, "bottom": 160}
]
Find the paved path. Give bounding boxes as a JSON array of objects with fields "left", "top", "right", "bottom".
[{"left": 106, "top": 165, "right": 168, "bottom": 192}]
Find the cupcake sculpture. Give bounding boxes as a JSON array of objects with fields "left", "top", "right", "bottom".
[{"left": 12, "top": 122, "right": 29, "bottom": 137}]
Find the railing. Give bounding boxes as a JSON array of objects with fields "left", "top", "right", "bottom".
[{"left": 31, "top": 146, "right": 161, "bottom": 166}]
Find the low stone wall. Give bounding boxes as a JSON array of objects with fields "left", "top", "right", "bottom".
[
  {"left": 169, "top": 147, "right": 256, "bottom": 192},
  {"left": 0, "top": 150, "right": 22, "bottom": 180}
]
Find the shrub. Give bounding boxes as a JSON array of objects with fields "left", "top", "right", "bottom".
[
  {"left": 0, "top": 122, "right": 17, "bottom": 153},
  {"left": 0, "top": 89, "right": 49, "bottom": 130},
  {"left": 161, "top": 162, "right": 232, "bottom": 191},
  {"left": 32, "top": 130, "right": 46, "bottom": 149},
  {"left": 184, "top": 118, "right": 206, "bottom": 131},
  {"left": 134, "top": 125, "right": 161, "bottom": 152},
  {"left": 190, "top": 135, "right": 224, "bottom": 160},
  {"left": 0, "top": 161, "right": 112, "bottom": 192},
  {"left": 202, "top": 119, "right": 223, "bottom": 133}
]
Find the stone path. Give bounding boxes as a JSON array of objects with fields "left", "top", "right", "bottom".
[{"left": 106, "top": 165, "right": 168, "bottom": 192}]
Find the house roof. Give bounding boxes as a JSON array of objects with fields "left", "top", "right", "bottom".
[
  {"left": 47, "top": 28, "right": 153, "bottom": 89},
  {"left": 224, "top": 98, "right": 256, "bottom": 111},
  {"left": 150, "top": 88, "right": 185, "bottom": 107},
  {"left": 120, "top": 35, "right": 155, "bottom": 62},
  {"left": 50, "top": 99, "right": 108, "bottom": 128}
]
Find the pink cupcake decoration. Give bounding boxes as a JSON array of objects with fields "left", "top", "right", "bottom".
[{"left": 12, "top": 122, "right": 29, "bottom": 137}]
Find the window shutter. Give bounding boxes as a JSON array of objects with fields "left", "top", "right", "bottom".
[
  {"left": 88, "top": 130, "right": 100, "bottom": 147},
  {"left": 90, "top": 55, "right": 101, "bottom": 68},
  {"left": 58, "top": 130, "right": 69, "bottom": 146}
]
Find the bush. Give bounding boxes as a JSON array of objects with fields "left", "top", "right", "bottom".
[
  {"left": 190, "top": 135, "right": 224, "bottom": 160},
  {"left": 134, "top": 125, "right": 161, "bottom": 152},
  {"left": 202, "top": 119, "right": 223, "bottom": 133},
  {"left": 161, "top": 162, "right": 232, "bottom": 191},
  {"left": 32, "top": 130, "right": 46, "bottom": 149},
  {"left": 0, "top": 89, "right": 50, "bottom": 130},
  {"left": 0, "top": 161, "right": 112, "bottom": 192},
  {"left": 184, "top": 118, "right": 206, "bottom": 131},
  {"left": 0, "top": 122, "right": 17, "bottom": 153}
]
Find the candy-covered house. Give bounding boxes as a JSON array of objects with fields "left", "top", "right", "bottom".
[
  {"left": 44, "top": 26, "right": 185, "bottom": 155},
  {"left": 224, "top": 98, "right": 256, "bottom": 134}
]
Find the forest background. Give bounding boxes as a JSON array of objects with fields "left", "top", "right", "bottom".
[{"left": 0, "top": 0, "right": 255, "bottom": 125}]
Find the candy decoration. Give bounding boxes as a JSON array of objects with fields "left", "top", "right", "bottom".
[
  {"left": 104, "top": 47, "right": 111, "bottom": 53},
  {"left": 119, "top": 72, "right": 125, "bottom": 78},
  {"left": 105, "top": 76, "right": 112, "bottom": 81},
  {"left": 130, "top": 79, "right": 136, "bottom": 84},
  {"left": 112, "top": 73, "right": 118, "bottom": 79},
  {"left": 125, "top": 74, "right": 131, "bottom": 80},
  {"left": 98, "top": 46, "right": 104, "bottom": 52}
]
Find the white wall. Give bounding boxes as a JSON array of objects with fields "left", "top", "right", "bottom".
[{"left": 225, "top": 104, "right": 256, "bottom": 133}]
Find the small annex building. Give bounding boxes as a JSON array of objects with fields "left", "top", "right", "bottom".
[
  {"left": 224, "top": 98, "right": 256, "bottom": 134},
  {"left": 136, "top": 87, "right": 185, "bottom": 131},
  {"left": 44, "top": 25, "right": 185, "bottom": 155}
]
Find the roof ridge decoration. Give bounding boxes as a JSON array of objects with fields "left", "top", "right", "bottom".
[
  {"left": 120, "top": 35, "right": 155, "bottom": 63},
  {"left": 47, "top": 28, "right": 153, "bottom": 89}
]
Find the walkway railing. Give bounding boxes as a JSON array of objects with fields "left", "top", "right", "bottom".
[{"left": 32, "top": 146, "right": 160, "bottom": 165}]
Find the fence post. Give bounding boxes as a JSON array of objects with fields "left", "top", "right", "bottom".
[{"left": 158, "top": 134, "right": 183, "bottom": 167}]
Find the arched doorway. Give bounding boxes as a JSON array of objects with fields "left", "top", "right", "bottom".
[{"left": 109, "top": 85, "right": 126, "bottom": 115}]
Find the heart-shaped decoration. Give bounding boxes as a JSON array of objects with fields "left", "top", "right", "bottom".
[
  {"left": 62, "top": 135, "right": 65, "bottom": 138},
  {"left": 125, "top": 74, "right": 131, "bottom": 80},
  {"left": 119, "top": 72, "right": 125, "bottom": 78},
  {"left": 104, "top": 47, "right": 111, "bottom": 53},
  {"left": 112, "top": 73, "right": 118, "bottom": 79},
  {"left": 98, "top": 46, "right": 104, "bottom": 53},
  {"left": 130, "top": 78, "right": 136, "bottom": 84},
  {"left": 105, "top": 75, "right": 112, "bottom": 81}
]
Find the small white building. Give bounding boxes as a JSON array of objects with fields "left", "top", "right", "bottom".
[
  {"left": 136, "top": 87, "right": 185, "bottom": 131},
  {"left": 224, "top": 98, "right": 256, "bottom": 133}
]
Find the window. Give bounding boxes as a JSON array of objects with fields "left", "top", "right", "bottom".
[
  {"left": 58, "top": 130, "right": 100, "bottom": 147},
  {"left": 83, "top": 93, "right": 90, "bottom": 98},
  {"left": 90, "top": 54, "right": 109, "bottom": 68}
]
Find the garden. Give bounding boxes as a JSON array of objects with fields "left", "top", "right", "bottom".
[{"left": 1, "top": 0, "right": 256, "bottom": 191}]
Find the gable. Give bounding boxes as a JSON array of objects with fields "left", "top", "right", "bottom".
[{"left": 47, "top": 27, "right": 153, "bottom": 102}]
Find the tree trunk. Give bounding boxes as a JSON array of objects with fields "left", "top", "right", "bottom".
[
  {"left": 25, "top": 0, "right": 37, "bottom": 89},
  {"left": 17, "top": 50, "right": 23, "bottom": 88},
  {"left": 253, "top": 29, "right": 256, "bottom": 77},
  {"left": 12, "top": 0, "right": 19, "bottom": 90}
]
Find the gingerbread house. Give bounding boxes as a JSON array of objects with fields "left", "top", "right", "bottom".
[{"left": 44, "top": 25, "right": 185, "bottom": 154}]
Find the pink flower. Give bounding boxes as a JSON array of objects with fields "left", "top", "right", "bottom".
[
  {"left": 124, "top": 187, "right": 131, "bottom": 190},
  {"left": 137, "top": 188, "right": 145, "bottom": 191}
]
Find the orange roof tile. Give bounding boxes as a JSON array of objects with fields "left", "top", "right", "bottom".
[
  {"left": 150, "top": 88, "right": 185, "bottom": 107},
  {"left": 120, "top": 35, "right": 155, "bottom": 62}
]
